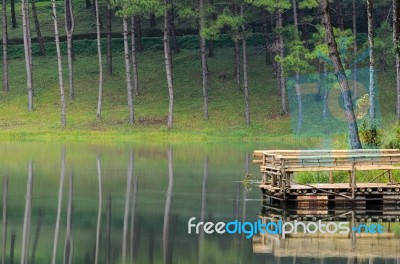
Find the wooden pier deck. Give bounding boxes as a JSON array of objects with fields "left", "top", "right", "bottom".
[{"left": 253, "top": 149, "right": 400, "bottom": 202}]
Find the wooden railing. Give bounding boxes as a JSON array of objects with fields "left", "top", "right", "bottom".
[{"left": 253, "top": 149, "right": 400, "bottom": 196}]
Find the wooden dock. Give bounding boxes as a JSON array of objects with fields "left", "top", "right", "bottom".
[{"left": 253, "top": 149, "right": 400, "bottom": 203}]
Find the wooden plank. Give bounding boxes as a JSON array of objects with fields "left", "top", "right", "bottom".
[{"left": 261, "top": 165, "right": 400, "bottom": 172}]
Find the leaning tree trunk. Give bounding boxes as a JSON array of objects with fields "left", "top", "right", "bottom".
[
  {"left": 164, "top": 0, "right": 174, "bottom": 129},
  {"left": 321, "top": 0, "right": 362, "bottom": 149},
  {"left": 65, "top": 0, "right": 75, "bottom": 100},
  {"left": 22, "top": 0, "right": 33, "bottom": 111},
  {"left": 367, "top": 0, "right": 375, "bottom": 124},
  {"left": 394, "top": 0, "right": 400, "bottom": 119},
  {"left": 10, "top": 0, "right": 16, "bottom": 28},
  {"left": 95, "top": 0, "right": 103, "bottom": 119},
  {"left": 199, "top": 0, "right": 209, "bottom": 120},
  {"left": 52, "top": 0, "right": 66, "bottom": 128},
  {"left": 277, "top": 8, "right": 287, "bottom": 114},
  {"left": 123, "top": 16, "right": 134, "bottom": 124},
  {"left": 241, "top": 6, "right": 250, "bottom": 126},
  {"left": 121, "top": 152, "right": 133, "bottom": 262},
  {"left": 2, "top": 0, "right": 9, "bottom": 92},
  {"left": 131, "top": 16, "right": 139, "bottom": 97},
  {"left": 31, "top": 0, "right": 45, "bottom": 55},
  {"left": 106, "top": 0, "right": 112, "bottom": 75},
  {"left": 352, "top": 0, "right": 358, "bottom": 99}
]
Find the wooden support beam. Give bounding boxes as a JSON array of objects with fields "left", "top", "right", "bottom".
[{"left": 329, "top": 171, "right": 334, "bottom": 184}]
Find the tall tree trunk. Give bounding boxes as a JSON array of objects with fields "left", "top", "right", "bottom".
[
  {"left": 367, "top": 0, "right": 375, "bottom": 124},
  {"left": 52, "top": 0, "right": 66, "bottom": 128},
  {"left": 22, "top": 0, "right": 33, "bottom": 111},
  {"left": 31, "top": 0, "right": 45, "bottom": 55},
  {"left": 352, "top": 0, "right": 358, "bottom": 99},
  {"left": 394, "top": 0, "right": 400, "bottom": 119},
  {"left": 233, "top": 1, "right": 240, "bottom": 91},
  {"left": 135, "top": 16, "right": 143, "bottom": 52},
  {"left": 106, "top": 0, "right": 112, "bottom": 76},
  {"left": 277, "top": 8, "right": 287, "bottom": 114},
  {"left": 122, "top": 152, "right": 133, "bottom": 262},
  {"left": 9, "top": 231, "right": 15, "bottom": 264},
  {"left": 321, "top": 0, "right": 362, "bottom": 149},
  {"left": 21, "top": 161, "right": 33, "bottom": 264},
  {"left": 169, "top": 1, "right": 179, "bottom": 53},
  {"left": 199, "top": 0, "right": 209, "bottom": 120},
  {"left": 2, "top": 0, "right": 8, "bottom": 92},
  {"left": 241, "top": 6, "right": 250, "bottom": 126},
  {"left": 65, "top": 0, "right": 74, "bottom": 100},
  {"left": 164, "top": 0, "right": 174, "bottom": 129},
  {"left": 94, "top": 156, "right": 102, "bottom": 264},
  {"left": 95, "top": 0, "right": 103, "bottom": 118},
  {"left": 63, "top": 172, "right": 73, "bottom": 264},
  {"left": 131, "top": 16, "right": 139, "bottom": 97},
  {"left": 293, "top": 0, "right": 302, "bottom": 131},
  {"left": 52, "top": 148, "right": 65, "bottom": 264},
  {"left": 1, "top": 177, "right": 8, "bottom": 264},
  {"left": 123, "top": 16, "right": 134, "bottom": 124},
  {"left": 10, "top": 0, "right": 16, "bottom": 28}
]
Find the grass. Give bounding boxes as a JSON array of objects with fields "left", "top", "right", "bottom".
[
  {"left": 1, "top": 44, "right": 400, "bottom": 143},
  {"left": 2, "top": 0, "right": 400, "bottom": 143},
  {"left": 0, "top": 46, "right": 297, "bottom": 142}
]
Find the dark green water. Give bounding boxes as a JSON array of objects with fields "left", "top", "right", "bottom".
[{"left": 0, "top": 141, "right": 399, "bottom": 264}]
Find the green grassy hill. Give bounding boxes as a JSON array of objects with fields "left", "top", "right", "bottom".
[{"left": 1, "top": 0, "right": 399, "bottom": 144}]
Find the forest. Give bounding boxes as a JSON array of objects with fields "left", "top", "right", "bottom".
[{"left": 0, "top": 0, "right": 399, "bottom": 146}]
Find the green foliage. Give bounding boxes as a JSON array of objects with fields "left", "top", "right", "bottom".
[
  {"left": 360, "top": 118, "right": 381, "bottom": 148},
  {"left": 312, "top": 25, "right": 355, "bottom": 71},
  {"left": 245, "top": 0, "right": 291, "bottom": 12},
  {"left": 201, "top": 8, "right": 243, "bottom": 40},
  {"left": 275, "top": 38, "right": 315, "bottom": 75},
  {"left": 298, "top": 0, "right": 319, "bottom": 9},
  {"left": 111, "top": 0, "right": 162, "bottom": 17}
]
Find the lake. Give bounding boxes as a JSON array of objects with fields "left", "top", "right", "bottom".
[{"left": 0, "top": 141, "right": 399, "bottom": 263}]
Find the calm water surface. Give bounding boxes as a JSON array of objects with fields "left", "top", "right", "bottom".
[{"left": 0, "top": 141, "right": 399, "bottom": 264}]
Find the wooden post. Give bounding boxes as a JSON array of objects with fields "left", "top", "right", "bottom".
[
  {"left": 351, "top": 162, "right": 356, "bottom": 200},
  {"left": 388, "top": 170, "right": 393, "bottom": 183},
  {"left": 271, "top": 174, "right": 277, "bottom": 187},
  {"left": 329, "top": 171, "right": 333, "bottom": 184},
  {"left": 262, "top": 172, "right": 267, "bottom": 184},
  {"left": 281, "top": 159, "right": 286, "bottom": 192}
]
